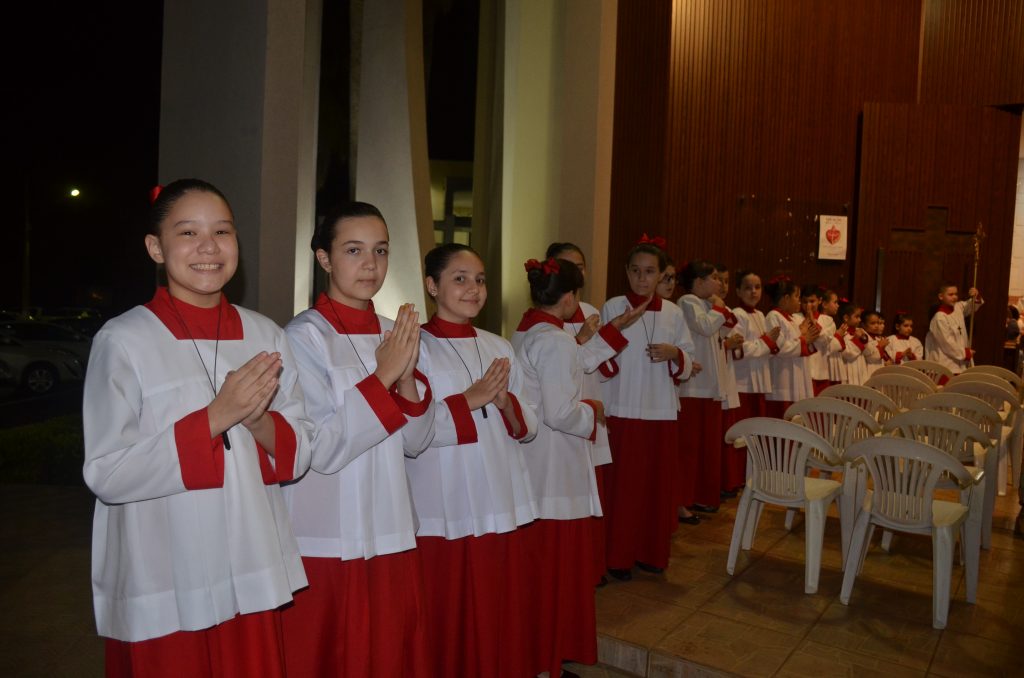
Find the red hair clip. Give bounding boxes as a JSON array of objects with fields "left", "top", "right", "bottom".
[
  {"left": 524, "top": 258, "right": 560, "bottom": 275},
  {"left": 149, "top": 185, "right": 164, "bottom": 205},
  {"left": 637, "top": 233, "right": 667, "bottom": 249},
  {"left": 767, "top": 274, "right": 791, "bottom": 286}
]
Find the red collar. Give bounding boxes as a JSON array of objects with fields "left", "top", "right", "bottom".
[
  {"left": 423, "top": 314, "right": 476, "bottom": 338},
  {"left": 626, "top": 291, "right": 662, "bottom": 312},
  {"left": 145, "top": 287, "right": 243, "bottom": 340},
  {"left": 897, "top": 334, "right": 912, "bottom": 340},
  {"left": 567, "top": 306, "right": 586, "bottom": 323},
  {"left": 773, "top": 308, "right": 792, "bottom": 321},
  {"left": 314, "top": 293, "right": 381, "bottom": 334},
  {"left": 813, "top": 311, "right": 821, "bottom": 319},
  {"left": 938, "top": 304, "right": 954, "bottom": 315},
  {"left": 739, "top": 303, "right": 758, "bottom": 313},
  {"left": 847, "top": 328, "right": 859, "bottom": 336},
  {"left": 516, "top": 307, "right": 564, "bottom": 331}
]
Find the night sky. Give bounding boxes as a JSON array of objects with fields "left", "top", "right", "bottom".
[{"left": 5, "top": 2, "right": 163, "bottom": 316}]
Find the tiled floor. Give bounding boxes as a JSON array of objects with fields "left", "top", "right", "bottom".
[
  {"left": 3, "top": 483, "right": 1022, "bottom": 677},
  {"left": 571, "top": 490, "right": 1024, "bottom": 677}
]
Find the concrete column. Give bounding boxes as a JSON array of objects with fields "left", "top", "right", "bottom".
[
  {"left": 497, "top": 0, "right": 618, "bottom": 332},
  {"left": 159, "top": 0, "right": 320, "bottom": 324},
  {"left": 353, "top": 0, "right": 434, "bottom": 319}
]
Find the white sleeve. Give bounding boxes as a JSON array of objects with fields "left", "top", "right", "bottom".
[
  {"left": 82, "top": 330, "right": 192, "bottom": 504},
  {"left": 672, "top": 311, "right": 697, "bottom": 380},
  {"left": 270, "top": 330, "right": 313, "bottom": 479},
  {"left": 506, "top": 353, "right": 539, "bottom": 443},
  {"left": 766, "top": 313, "right": 803, "bottom": 358},
  {"left": 577, "top": 322, "right": 629, "bottom": 374},
  {"left": 396, "top": 369, "right": 436, "bottom": 457},
  {"left": 286, "top": 324, "right": 409, "bottom": 474},
  {"left": 526, "top": 333, "right": 596, "bottom": 439},
  {"left": 679, "top": 297, "right": 726, "bottom": 337}
]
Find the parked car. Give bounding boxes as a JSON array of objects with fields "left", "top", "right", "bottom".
[
  {"left": 0, "top": 321, "right": 92, "bottom": 365},
  {"left": 0, "top": 336, "right": 85, "bottom": 395}
]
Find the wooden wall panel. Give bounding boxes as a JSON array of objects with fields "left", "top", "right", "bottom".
[
  {"left": 606, "top": 0, "right": 671, "bottom": 294},
  {"left": 855, "top": 103, "right": 1020, "bottom": 364},
  {"left": 608, "top": 0, "right": 1023, "bottom": 363},
  {"left": 608, "top": 0, "right": 921, "bottom": 299},
  {"left": 920, "top": 0, "right": 1024, "bottom": 105}
]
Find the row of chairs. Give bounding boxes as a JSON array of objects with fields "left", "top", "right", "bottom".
[{"left": 723, "top": 363, "right": 1022, "bottom": 630}]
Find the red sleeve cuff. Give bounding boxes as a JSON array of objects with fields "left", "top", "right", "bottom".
[
  {"left": 894, "top": 351, "right": 904, "bottom": 364},
  {"left": 850, "top": 336, "right": 867, "bottom": 350},
  {"left": 390, "top": 369, "right": 433, "bottom": 417},
  {"left": 834, "top": 333, "right": 846, "bottom": 351},
  {"left": 175, "top": 407, "right": 225, "bottom": 490},
  {"left": 598, "top": 357, "right": 619, "bottom": 378},
  {"left": 597, "top": 322, "right": 629, "bottom": 353},
  {"left": 762, "top": 334, "right": 780, "bottom": 355},
  {"left": 799, "top": 338, "right": 815, "bottom": 357},
  {"left": 444, "top": 393, "right": 478, "bottom": 444},
  {"left": 965, "top": 348, "right": 973, "bottom": 361},
  {"left": 713, "top": 306, "right": 738, "bottom": 328},
  {"left": 879, "top": 347, "right": 891, "bottom": 362},
  {"left": 499, "top": 393, "right": 529, "bottom": 440},
  {"left": 669, "top": 349, "right": 686, "bottom": 378},
  {"left": 581, "top": 399, "right": 599, "bottom": 442},
  {"left": 267, "top": 411, "right": 298, "bottom": 483},
  {"left": 356, "top": 374, "right": 407, "bottom": 435}
]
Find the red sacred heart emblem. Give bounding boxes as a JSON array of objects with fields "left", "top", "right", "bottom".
[{"left": 826, "top": 225, "right": 841, "bottom": 244}]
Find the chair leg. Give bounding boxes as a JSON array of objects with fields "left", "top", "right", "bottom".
[
  {"left": 932, "top": 525, "right": 955, "bottom": 629},
  {"left": 881, "top": 529, "right": 894, "bottom": 552},
  {"left": 838, "top": 467, "right": 860, "bottom": 570},
  {"left": 978, "top": 447, "right": 998, "bottom": 550},
  {"left": 962, "top": 482, "right": 983, "bottom": 605},
  {"left": 804, "top": 498, "right": 830, "bottom": 594},
  {"left": 840, "top": 510, "right": 873, "bottom": 605},
  {"left": 784, "top": 508, "right": 797, "bottom": 532},
  {"left": 742, "top": 500, "right": 762, "bottom": 550},
  {"left": 1010, "top": 423, "right": 1023, "bottom": 490},
  {"left": 728, "top": 492, "right": 755, "bottom": 575},
  {"left": 998, "top": 451, "right": 1008, "bottom": 496}
]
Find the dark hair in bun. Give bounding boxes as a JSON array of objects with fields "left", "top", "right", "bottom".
[
  {"left": 311, "top": 201, "right": 387, "bottom": 252},
  {"left": 527, "top": 258, "right": 583, "bottom": 306}
]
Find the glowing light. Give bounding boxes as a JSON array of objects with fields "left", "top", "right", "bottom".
[{"left": 69, "top": 188, "right": 81, "bottom": 197}]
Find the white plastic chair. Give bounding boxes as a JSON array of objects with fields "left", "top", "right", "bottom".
[
  {"left": 902, "top": 359, "right": 954, "bottom": 385},
  {"left": 881, "top": 410, "right": 989, "bottom": 592},
  {"left": 725, "top": 418, "right": 842, "bottom": 594},
  {"left": 964, "top": 364, "right": 1022, "bottom": 390},
  {"left": 872, "top": 365, "right": 940, "bottom": 390},
  {"left": 865, "top": 373, "right": 936, "bottom": 411},
  {"left": 945, "top": 379, "right": 1023, "bottom": 492},
  {"left": 909, "top": 392, "right": 1003, "bottom": 549},
  {"left": 840, "top": 437, "right": 984, "bottom": 629},
  {"left": 819, "top": 384, "right": 899, "bottom": 423},
  {"left": 784, "top": 397, "right": 881, "bottom": 566}
]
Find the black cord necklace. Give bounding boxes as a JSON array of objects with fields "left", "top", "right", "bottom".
[
  {"left": 324, "top": 297, "right": 382, "bottom": 377},
  {"left": 168, "top": 296, "right": 231, "bottom": 451},
  {"left": 436, "top": 322, "right": 488, "bottom": 418}
]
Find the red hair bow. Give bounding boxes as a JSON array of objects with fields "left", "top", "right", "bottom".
[
  {"left": 149, "top": 185, "right": 164, "bottom": 205},
  {"left": 525, "top": 258, "right": 560, "bottom": 275},
  {"left": 767, "top": 274, "right": 791, "bottom": 285},
  {"left": 638, "top": 233, "right": 667, "bottom": 249}
]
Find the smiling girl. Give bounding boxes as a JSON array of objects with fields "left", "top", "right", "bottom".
[
  {"left": 83, "top": 179, "right": 312, "bottom": 677},
  {"left": 407, "top": 243, "right": 539, "bottom": 678},
  {"left": 280, "top": 201, "right": 434, "bottom": 677}
]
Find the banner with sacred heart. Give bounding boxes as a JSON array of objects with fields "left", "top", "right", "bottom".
[{"left": 817, "top": 215, "right": 848, "bottom": 260}]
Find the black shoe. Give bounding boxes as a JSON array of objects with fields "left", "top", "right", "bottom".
[
  {"left": 691, "top": 503, "right": 719, "bottom": 514},
  {"left": 608, "top": 568, "right": 632, "bottom": 581},
  {"left": 678, "top": 513, "right": 701, "bottom": 525},
  {"left": 635, "top": 562, "right": 664, "bottom": 574},
  {"left": 720, "top": 489, "right": 737, "bottom": 499}
]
